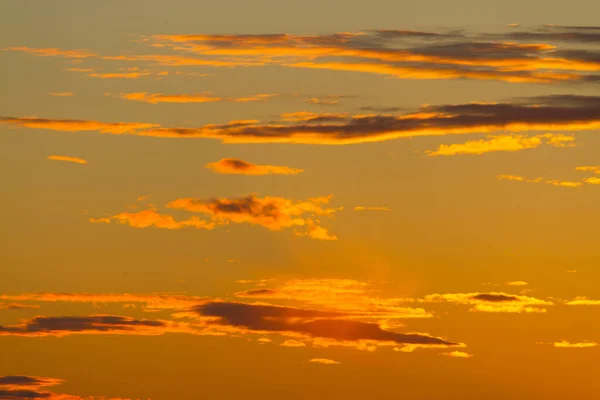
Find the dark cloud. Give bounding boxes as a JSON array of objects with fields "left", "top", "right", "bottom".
[
  {"left": 0, "top": 315, "right": 173, "bottom": 337},
  {"left": 469, "top": 294, "right": 520, "bottom": 302},
  {"left": 0, "top": 389, "right": 51, "bottom": 399},
  {"left": 193, "top": 302, "right": 457, "bottom": 346},
  {"left": 0, "top": 376, "right": 54, "bottom": 387}
]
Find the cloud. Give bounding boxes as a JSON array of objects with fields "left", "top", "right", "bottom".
[
  {"left": 0, "top": 315, "right": 196, "bottom": 337},
  {"left": 506, "top": 281, "right": 528, "bottom": 287},
  {"left": 583, "top": 177, "right": 600, "bottom": 185},
  {"left": 3, "top": 95, "right": 600, "bottom": 145},
  {"left": 426, "top": 133, "right": 574, "bottom": 156},
  {"left": 422, "top": 292, "right": 551, "bottom": 313},
  {"left": 46, "top": 92, "right": 74, "bottom": 97},
  {"left": 205, "top": 158, "right": 303, "bottom": 175},
  {"left": 191, "top": 301, "right": 457, "bottom": 347},
  {"left": 4, "top": 46, "right": 96, "bottom": 58},
  {"left": 0, "top": 374, "right": 138, "bottom": 400},
  {"left": 90, "top": 209, "right": 215, "bottom": 230},
  {"left": 0, "top": 303, "right": 40, "bottom": 310},
  {"left": 234, "top": 278, "right": 429, "bottom": 320},
  {"left": 498, "top": 174, "right": 584, "bottom": 188},
  {"left": 117, "top": 92, "right": 275, "bottom": 104},
  {"left": 553, "top": 340, "right": 598, "bottom": 348},
  {"left": 151, "top": 30, "right": 600, "bottom": 84},
  {"left": 576, "top": 166, "right": 600, "bottom": 174},
  {"left": 281, "top": 339, "right": 306, "bottom": 347},
  {"left": 47, "top": 155, "right": 87, "bottom": 164},
  {"left": 353, "top": 206, "right": 391, "bottom": 211},
  {"left": 0, "top": 376, "right": 63, "bottom": 388},
  {"left": 565, "top": 297, "right": 600, "bottom": 306},
  {"left": 166, "top": 194, "right": 338, "bottom": 240},
  {"left": 0, "top": 116, "right": 159, "bottom": 134},
  {"left": 0, "top": 293, "right": 208, "bottom": 311},
  {"left": 309, "top": 358, "right": 340, "bottom": 364},
  {"left": 443, "top": 351, "right": 473, "bottom": 358}
]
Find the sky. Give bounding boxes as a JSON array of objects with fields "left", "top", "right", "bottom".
[{"left": 1, "top": 1, "right": 600, "bottom": 399}]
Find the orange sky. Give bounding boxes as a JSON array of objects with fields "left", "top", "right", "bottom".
[{"left": 1, "top": 1, "right": 600, "bottom": 399}]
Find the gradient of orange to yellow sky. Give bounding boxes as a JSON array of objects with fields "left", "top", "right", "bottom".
[{"left": 2, "top": 1, "right": 600, "bottom": 399}]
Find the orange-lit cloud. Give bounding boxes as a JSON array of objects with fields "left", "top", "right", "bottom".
[
  {"left": 354, "top": 206, "right": 391, "bottom": 211},
  {"left": 281, "top": 339, "right": 306, "bottom": 347},
  {"left": 47, "top": 155, "right": 87, "bottom": 164},
  {"left": 151, "top": 31, "right": 600, "bottom": 84},
  {"left": 3, "top": 95, "right": 600, "bottom": 145},
  {"left": 0, "top": 292, "right": 209, "bottom": 311},
  {"left": 553, "top": 340, "right": 598, "bottom": 348},
  {"left": 4, "top": 46, "right": 96, "bottom": 58},
  {"left": 565, "top": 297, "right": 600, "bottom": 306},
  {"left": 309, "top": 358, "right": 340, "bottom": 364},
  {"left": 506, "top": 281, "right": 529, "bottom": 286},
  {"left": 426, "top": 133, "right": 574, "bottom": 156},
  {"left": 422, "top": 292, "right": 551, "bottom": 313},
  {"left": 0, "top": 116, "right": 159, "bottom": 134},
  {"left": 191, "top": 301, "right": 458, "bottom": 348},
  {"left": 234, "top": 278, "right": 430, "bottom": 319},
  {"left": 576, "top": 166, "right": 600, "bottom": 174},
  {"left": 117, "top": 92, "right": 275, "bottom": 104},
  {"left": 91, "top": 209, "right": 216, "bottom": 231},
  {"left": 166, "top": 194, "right": 338, "bottom": 240},
  {"left": 443, "top": 351, "right": 473, "bottom": 358},
  {"left": 205, "top": 158, "right": 304, "bottom": 175},
  {"left": 0, "top": 374, "right": 145, "bottom": 400},
  {"left": 498, "top": 174, "right": 583, "bottom": 188},
  {"left": 584, "top": 177, "right": 600, "bottom": 185}
]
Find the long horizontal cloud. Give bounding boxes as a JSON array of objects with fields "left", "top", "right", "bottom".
[
  {"left": 192, "top": 301, "right": 457, "bottom": 347},
  {"left": 426, "top": 133, "right": 574, "bottom": 156},
  {"left": 4, "top": 95, "right": 600, "bottom": 145},
  {"left": 47, "top": 155, "right": 87, "bottom": 164},
  {"left": 0, "top": 293, "right": 208, "bottom": 311},
  {"left": 150, "top": 28, "right": 600, "bottom": 83},
  {"left": 205, "top": 158, "right": 303, "bottom": 175},
  {"left": 0, "top": 314, "right": 195, "bottom": 337},
  {"left": 234, "top": 278, "right": 429, "bottom": 319},
  {"left": 6, "top": 26, "right": 600, "bottom": 85},
  {"left": 0, "top": 374, "right": 137, "bottom": 400},
  {"left": 92, "top": 195, "right": 338, "bottom": 240},
  {"left": 118, "top": 92, "right": 276, "bottom": 104},
  {"left": 422, "top": 292, "right": 552, "bottom": 313}
]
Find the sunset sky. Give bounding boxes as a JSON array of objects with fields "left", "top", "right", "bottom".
[{"left": 2, "top": 1, "right": 600, "bottom": 399}]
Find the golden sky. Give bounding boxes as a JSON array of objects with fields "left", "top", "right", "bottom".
[{"left": 1, "top": 1, "right": 600, "bottom": 399}]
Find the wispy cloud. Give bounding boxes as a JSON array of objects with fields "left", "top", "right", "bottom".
[
  {"left": 426, "top": 133, "right": 574, "bottom": 156},
  {"left": 205, "top": 158, "right": 303, "bottom": 175},
  {"left": 309, "top": 358, "right": 341, "bottom": 364},
  {"left": 553, "top": 340, "right": 598, "bottom": 348},
  {"left": 47, "top": 155, "right": 87, "bottom": 164},
  {"left": 117, "top": 92, "right": 275, "bottom": 104}
]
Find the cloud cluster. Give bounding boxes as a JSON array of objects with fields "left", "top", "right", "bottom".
[
  {"left": 191, "top": 301, "right": 457, "bottom": 349},
  {"left": 92, "top": 195, "right": 339, "bottom": 240}
]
